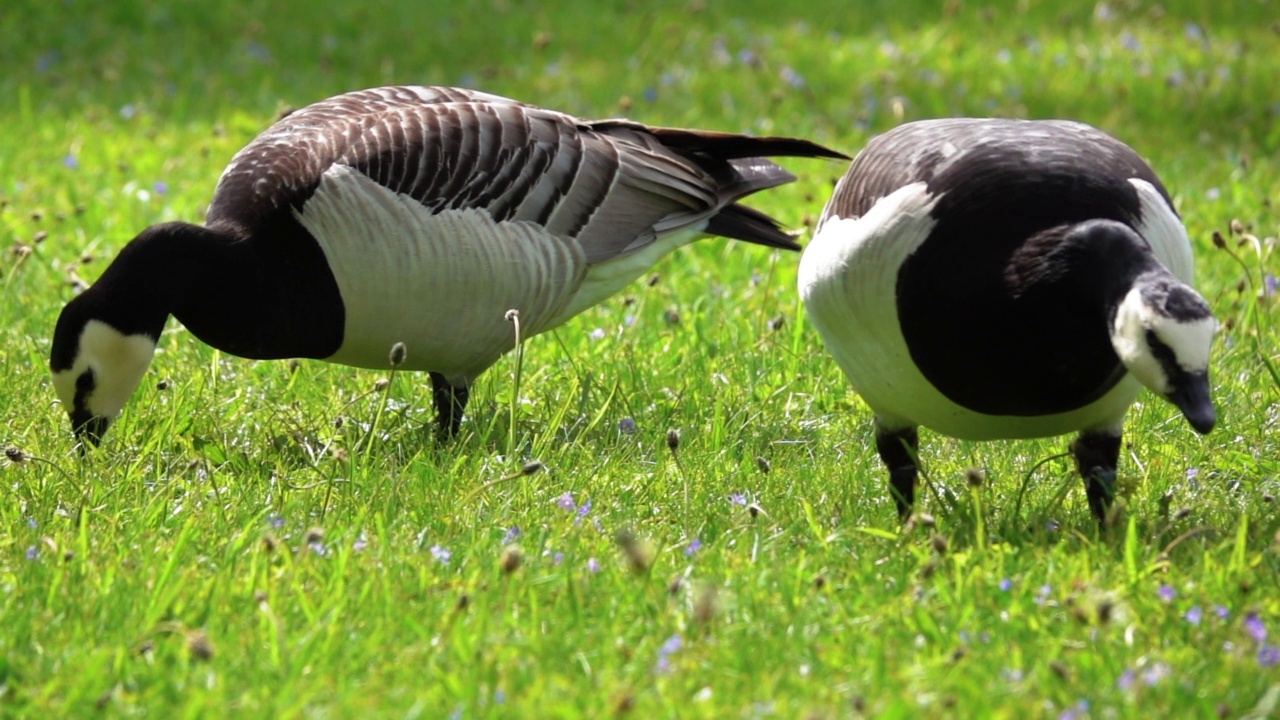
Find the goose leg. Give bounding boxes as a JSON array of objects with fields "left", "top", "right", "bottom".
[
  {"left": 429, "top": 372, "right": 470, "bottom": 440},
  {"left": 875, "top": 422, "right": 920, "bottom": 520},
  {"left": 1071, "top": 430, "right": 1122, "bottom": 523}
]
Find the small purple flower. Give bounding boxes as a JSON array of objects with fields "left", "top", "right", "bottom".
[
  {"left": 1059, "top": 699, "right": 1089, "bottom": 720},
  {"left": 1157, "top": 584, "right": 1176, "bottom": 602},
  {"left": 353, "top": 534, "right": 368, "bottom": 552},
  {"left": 998, "top": 578, "right": 1012, "bottom": 592},
  {"left": 588, "top": 327, "right": 606, "bottom": 341},
  {"left": 655, "top": 633, "right": 683, "bottom": 673},
  {"left": 1045, "top": 519, "right": 1061, "bottom": 533},
  {"left": 780, "top": 66, "right": 806, "bottom": 89},
  {"left": 502, "top": 526, "right": 521, "bottom": 544},
  {"left": 430, "top": 545, "right": 452, "bottom": 565},
  {"left": 245, "top": 41, "right": 272, "bottom": 62},
  {"left": 685, "top": 538, "right": 702, "bottom": 556},
  {"left": 1259, "top": 646, "right": 1280, "bottom": 667},
  {"left": 553, "top": 551, "right": 564, "bottom": 565},
  {"left": 63, "top": 154, "right": 79, "bottom": 169},
  {"left": 1120, "top": 32, "right": 1142, "bottom": 52},
  {"left": 556, "top": 492, "right": 577, "bottom": 513},
  {"left": 618, "top": 417, "right": 637, "bottom": 435},
  {"left": 494, "top": 688, "right": 506, "bottom": 705},
  {"left": 729, "top": 493, "right": 747, "bottom": 506},
  {"left": 1141, "top": 661, "right": 1171, "bottom": 686},
  {"left": 1206, "top": 187, "right": 1220, "bottom": 200},
  {"left": 586, "top": 557, "right": 601, "bottom": 573},
  {"left": 26, "top": 546, "right": 38, "bottom": 561},
  {"left": 120, "top": 104, "right": 137, "bottom": 120},
  {"left": 1245, "top": 612, "right": 1267, "bottom": 643},
  {"left": 576, "top": 498, "right": 592, "bottom": 521},
  {"left": 153, "top": 181, "right": 168, "bottom": 195},
  {"left": 26, "top": 518, "right": 36, "bottom": 529},
  {"left": 1185, "top": 606, "right": 1203, "bottom": 625},
  {"left": 1186, "top": 467, "right": 1199, "bottom": 482},
  {"left": 1034, "top": 584, "right": 1052, "bottom": 605},
  {"left": 738, "top": 49, "right": 759, "bottom": 67},
  {"left": 1214, "top": 605, "right": 1230, "bottom": 620},
  {"left": 642, "top": 87, "right": 657, "bottom": 103},
  {"left": 267, "top": 514, "right": 285, "bottom": 529},
  {"left": 1117, "top": 668, "right": 1136, "bottom": 691},
  {"left": 1264, "top": 274, "right": 1278, "bottom": 298},
  {"left": 308, "top": 541, "right": 328, "bottom": 556},
  {"left": 1184, "top": 22, "right": 1205, "bottom": 42}
]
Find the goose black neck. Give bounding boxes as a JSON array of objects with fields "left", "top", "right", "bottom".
[
  {"left": 88, "top": 219, "right": 343, "bottom": 359},
  {"left": 1006, "top": 219, "right": 1163, "bottom": 310}
]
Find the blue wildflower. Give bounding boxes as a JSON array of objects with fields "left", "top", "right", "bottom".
[
  {"left": 154, "top": 181, "right": 168, "bottom": 195},
  {"left": 656, "top": 633, "right": 682, "bottom": 673},
  {"left": 1141, "top": 661, "right": 1171, "bottom": 686},
  {"left": 556, "top": 492, "right": 576, "bottom": 513},
  {"left": 63, "top": 155, "right": 79, "bottom": 170},
  {"left": 780, "top": 66, "right": 806, "bottom": 89},
  {"left": 1117, "top": 668, "right": 1136, "bottom": 691},
  {"left": 1259, "top": 646, "right": 1280, "bottom": 667},
  {"left": 1157, "top": 584, "right": 1176, "bottom": 602},
  {"left": 685, "top": 538, "right": 702, "bottom": 556},
  {"left": 587, "top": 557, "right": 601, "bottom": 573},
  {"left": 1059, "top": 699, "right": 1089, "bottom": 720},
  {"left": 999, "top": 578, "right": 1012, "bottom": 592},
  {"left": 729, "top": 493, "right": 747, "bottom": 506},
  {"left": 618, "top": 417, "right": 637, "bottom": 434},
  {"left": 26, "top": 546, "right": 38, "bottom": 561},
  {"left": 502, "top": 526, "right": 521, "bottom": 545},
  {"left": 430, "top": 545, "right": 452, "bottom": 565},
  {"left": 1214, "top": 605, "right": 1230, "bottom": 620},
  {"left": 1245, "top": 612, "right": 1267, "bottom": 643},
  {"left": 1185, "top": 606, "right": 1203, "bottom": 625}
]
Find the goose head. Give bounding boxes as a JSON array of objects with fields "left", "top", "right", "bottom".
[
  {"left": 1110, "top": 275, "right": 1217, "bottom": 434},
  {"left": 50, "top": 229, "right": 171, "bottom": 447}
]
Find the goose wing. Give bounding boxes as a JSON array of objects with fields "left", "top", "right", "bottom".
[{"left": 208, "top": 85, "right": 841, "bottom": 263}]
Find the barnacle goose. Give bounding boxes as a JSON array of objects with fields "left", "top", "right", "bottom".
[
  {"left": 51, "top": 85, "right": 846, "bottom": 446},
  {"left": 798, "top": 118, "right": 1216, "bottom": 523}
]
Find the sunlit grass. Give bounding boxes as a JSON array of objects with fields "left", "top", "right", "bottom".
[{"left": 2, "top": 0, "right": 1279, "bottom": 717}]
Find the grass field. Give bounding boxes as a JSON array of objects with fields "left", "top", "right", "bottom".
[{"left": 2, "top": 1, "right": 1279, "bottom": 717}]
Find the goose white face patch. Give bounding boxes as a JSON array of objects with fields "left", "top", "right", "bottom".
[
  {"left": 1111, "top": 288, "right": 1216, "bottom": 393},
  {"left": 51, "top": 320, "right": 157, "bottom": 423}
]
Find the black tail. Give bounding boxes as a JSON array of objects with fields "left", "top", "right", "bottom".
[
  {"left": 590, "top": 120, "right": 850, "bottom": 162},
  {"left": 705, "top": 203, "right": 801, "bottom": 251}
]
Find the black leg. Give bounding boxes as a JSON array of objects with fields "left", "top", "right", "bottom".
[
  {"left": 1071, "top": 430, "right": 1122, "bottom": 524},
  {"left": 430, "top": 372, "right": 469, "bottom": 440},
  {"left": 875, "top": 423, "right": 920, "bottom": 520}
]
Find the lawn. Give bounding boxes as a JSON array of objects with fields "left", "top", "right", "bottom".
[{"left": 2, "top": 0, "right": 1278, "bottom": 717}]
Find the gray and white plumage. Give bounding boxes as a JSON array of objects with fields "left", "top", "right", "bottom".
[
  {"left": 798, "top": 118, "right": 1216, "bottom": 522},
  {"left": 50, "top": 85, "right": 847, "bottom": 445}
]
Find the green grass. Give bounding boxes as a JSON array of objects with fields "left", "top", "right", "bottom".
[{"left": 3, "top": 0, "right": 1280, "bottom": 717}]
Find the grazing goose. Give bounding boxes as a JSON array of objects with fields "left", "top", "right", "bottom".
[
  {"left": 51, "top": 85, "right": 847, "bottom": 446},
  {"left": 798, "top": 118, "right": 1216, "bottom": 523}
]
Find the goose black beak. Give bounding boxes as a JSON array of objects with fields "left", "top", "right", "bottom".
[
  {"left": 71, "top": 414, "right": 111, "bottom": 452},
  {"left": 1165, "top": 371, "right": 1215, "bottom": 435}
]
